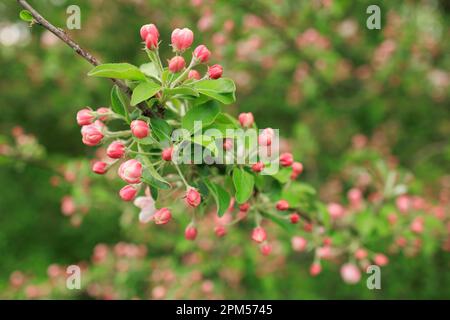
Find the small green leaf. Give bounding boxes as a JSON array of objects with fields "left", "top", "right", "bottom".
[
  {"left": 232, "top": 168, "right": 254, "bottom": 204},
  {"left": 19, "top": 10, "right": 33, "bottom": 22},
  {"left": 110, "top": 85, "right": 129, "bottom": 121},
  {"left": 191, "top": 135, "right": 219, "bottom": 156},
  {"left": 204, "top": 180, "right": 231, "bottom": 217},
  {"left": 204, "top": 113, "right": 239, "bottom": 137},
  {"left": 137, "top": 156, "right": 171, "bottom": 190},
  {"left": 130, "top": 81, "right": 161, "bottom": 106},
  {"left": 181, "top": 101, "right": 220, "bottom": 133},
  {"left": 140, "top": 63, "right": 160, "bottom": 81},
  {"left": 88, "top": 63, "right": 147, "bottom": 81},
  {"left": 193, "top": 78, "right": 236, "bottom": 104},
  {"left": 150, "top": 118, "right": 172, "bottom": 143},
  {"left": 163, "top": 86, "right": 199, "bottom": 98}
]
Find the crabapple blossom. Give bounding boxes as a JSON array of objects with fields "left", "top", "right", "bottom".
[
  {"left": 410, "top": 217, "right": 424, "bottom": 234},
  {"left": 354, "top": 248, "right": 368, "bottom": 260},
  {"left": 374, "top": 253, "right": 389, "bottom": 266},
  {"left": 107, "top": 141, "right": 126, "bottom": 159},
  {"left": 310, "top": 263, "right": 322, "bottom": 276},
  {"left": 153, "top": 208, "right": 172, "bottom": 225},
  {"left": 279, "top": 153, "right": 294, "bottom": 167},
  {"left": 119, "top": 185, "right": 138, "bottom": 202},
  {"left": 208, "top": 64, "right": 223, "bottom": 79},
  {"left": 239, "top": 202, "right": 250, "bottom": 212},
  {"left": 260, "top": 243, "right": 272, "bottom": 256},
  {"left": 168, "top": 56, "right": 186, "bottom": 73},
  {"left": 81, "top": 120, "right": 104, "bottom": 146},
  {"left": 193, "top": 44, "right": 211, "bottom": 63},
  {"left": 92, "top": 161, "right": 108, "bottom": 174},
  {"left": 188, "top": 70, "right": 201, "bottom": 80},
  {"left": 130, "top": 120, "right": 149, "bottom": 139},
  {"left": 291, "top": 162, "right": 304, "bottom": 179},
  {"left": 291, "top": 236, "right": 307, "bottom": 252},
  {"left": 97, "top": 107, "right": 111, "bottom": 121},
  {"left": 251, "top": 162, "right": 264, "bottom": 173},
  {"left": 171, "top": 28, "right": 194, "bottom": 51},
  {"left": 327, "top": 202, "right": 345, "bottom": 219},
  {"left": 258, "top": 128, "right": 274, "bottom": 146},
  {"left": 289, "top": 213, "right": 300, "bottom": 224},
  {"left": 118, "top": 159, "right": 142, "bottom": 184},
  {"left": 134, "top": 191, "right": 157, "bottom": 223},
  {"left": 185, "top": 225, "right": 198, "bottom": 240},
  {"left": 185, "top": 188, "right": 201, "bottom": 208},
  {"left": 276, "top": 200, "right": 289, "bottom": 211},
  {"left": 161, "top": 147, "right": 173, "bottom": 161},
  {"left": 214, "top": 225, "right": 227, "bottom": 237},
  {"left": 251, "top": 227, "right": 267, "bottom": 243},
  {"left": 140, "top": 24, "right": 159, "bottom": 42},
  {"left": 340, "top": 263, "right": 361, "bottom": 284},
  {"left": 223, "top": 138, "right": 233, "bottom": 151},
  {"left": 238, "top": 112, "right": 254, "bottom": 128},
  {"left": 76, "top": 108, "right": 94, "bottom": 126}
]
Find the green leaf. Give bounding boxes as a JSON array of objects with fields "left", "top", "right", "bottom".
[
  {"left": 204, "top": 113, "right": 239, "bottom": 137},
  {"left": 88, "top": 63, "right": 147, "bottom": 81},
  {"left": 232, "top": 168, "right": 254, "bottom": 204},
  {"left": 163, "top": 86, "right": 199, "bottom": 98},
  {"left": 137, "top": 156, "right": 171, "bottom": 190},
  {"left": 110, "top": 85, "right": 129, "bottom": 121},
  {"left": 193, "top": 78, "right": 236, "bottom": 104},
  {"left": 191, "top": 135, "right": 219, "bottom": 156},
  {"left": 19, "top": 10, "right": 33, "bottom": 22},
  {"left": 130, "top": 81, "right": 161, "bottom": 106},
  {"left": 140, "top": 63, "right": 160, "bottom": 81},
  {"left": 204, "top": 180, "right": 231, "bottom": 217},
  {"left": 281, "top": 182, "right": 316, "bottom": 207},
  {"left": 150, "top": 118, "right": 172, "bottom": 143},
  {"left": 181, "top": 101, "right": 220, "bottom": 133}
]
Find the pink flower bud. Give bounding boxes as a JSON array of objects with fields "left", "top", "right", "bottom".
[
  {"left": 258, "top": 128, "right": 274, "bottom": 146},
  {"left": 292, "top": 162, "right": 304, "bottom": 174},
  {"left": 310, "top": 263, "right": 322, "bottom": 276},
  {"left": 119, "top": 185, "right": 138, "bottom": 201},
  {"left": 81, "top": 120, "right": 104, "bottom": 146},
  {"left": 140, "top": 23, "right": 159, "bottom": 42},
  {"left": 107, "top": 141, "right": 126, "bottom": 159},
  {"left": 291, "top": 236, "right": 307, "bottom": 252},
  {"left": 396, "top": 195, "right": 410, "bottom": 214},
  {"left": 239, "top": 202, "right": 250, "bottom": 212},
  {"left": 161, "top": 147, "right": 173, "bottom": 161},
  {"left": 185, "top": 188, "right": 201, "bottom": 208},
  {"left": 118, "top": 159, "right": 143, "bottom": 184},
  {"left": 410, "top": 217, "right": 424, "bottom": 234},
  {"left": 193, "top": 44, "right": 211, "bottom": 63},
  {"left": 279, "top": 153, "right": 294, "bottom": 167},
  {"left": 153, "top": 208, "right": 172, "bottom": 225},
  {"left": 238, "top": 112, "right": 254, "bottom": 128},
  {"left": 251, "top": 162, "right": 264, "bottom": 173},
  {"left": 97, "top": 107, "right": 111, "bottom": 121},
  {"left": 185, "top": 225, "right": 198, "bottom": 240},
  {"left": 354, "top": 248, "right": 368, "bottom": 260},
  {"left": 188, "top": 70, "right": 201, "bottom": 80},
  {"left": 207, "top": 64, "right": 223, "bottom": 79},
  {"left": 130, "top": 120, "right": 149, "bottom": 139},
  {"left": 214, "top": 225, "right": 227, "bottom": 238},
  {"left": 92, "top": 161, "right": 108, "bottom": 174},
  {"left": 327, "top": 203, "right": 345, "bottom": 219},
  {"left": 260, "top": 243, "right": 272, "bottom": 256},
  {"left": 76, "top": 108, "right": 95, "bottom": 126},
  {"left": 146, "top": 34, "right": 159, "bottom": 50},
  {"left": 290, "top": 213, "right": 300, "bottom": 224},
  {"left": 374, "top": 253, "right": 389, "bottom": 266},
  {"left": 340, "top": 263, "right": 361, "bottom": 284},
  {"left": 171, "top": 28, "right": 194, "bottom": 52},
  {"left": 168, "top": 56, "right": 186, "bottom": 73},
  {"left": 388, "top": 213, "right": 398, "bottom": 225},
  {"left": 276, "top": 200, "right": 289, "bottom": 211},
  {"left": 251, "top": 227, "right": 267, "bottom": 243},
  {"left": 347, "top": 188, "right": 362, "bottom": 207}
]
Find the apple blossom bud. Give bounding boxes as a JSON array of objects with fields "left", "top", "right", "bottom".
[
  {"left": 374, "top": 253, "right": 389, "bottom": 266},
  {"left": 185, "top": 188, "right": 201, "bottom": 208},
  {"left": 323, "top": 237, "right": 332, "bottom": 246},
  {"left": 92, "top": 161, "right": 108, "bottom": 174},
  {"left": 214, "top": 225, "right": 227, "bottom": 237},
  {"left": 77, "top": 108, "right": 95, "bottom": 126},
  {"left": 185, "top": 225, "right": 198, "bottom": 240},
  {"left": 146, "top": 34, "right": 159, "bottom": 50},
  {"left": 292, "top": 162, "right": 304, "bottom": 175},
  {"left": 171, "top": 28, "right": 194, "bottom": 52},
  {"left": 251, "top": 162, "right": 264, "bottom": 173},
  {"left": 119, "top": 185, "right": 138, "bottom": 201},
  {"left": 239, "top": 202, "right": 250, "bottom": 212},
  {"left": 153, "top": 208, "right": 172, "bottom": 225},
  {"left": 107, "top": 141, "right": 126, "bottom": 159},
  {"left": 279, "top": 153, "right": 294, "bottom": 167},
  {"left": 97, "top": 107, "right": 111, "bottom": 121},
  {"left": 238, "top": 112, "right": 254, "bottom": 128},
  {"left": 396, "top": 195, "right": 410, "bottom": 214},
  {"left": 291, "top": 236, "right": 307, "bottom": 252},
  {"left": 223, "top": 138, "right": 233, "bottom": 151},
  {"left": 310, "top": 263, "right": 322, "bottom": 276},
  {"left": 260, "top": 243, "right": 272, "bottom": 256},
  {"left": 81, "top": 120, "right": 104, "bottom": 146},
  {"left": 290, "top": 213, "right": 300, "bottom": 224},
  {"left": 193, "top": 44, "right": 211, "bottom": 63},
  {"left": 347, "top": 188, "right": 362, "bottom": 206},
  {"left": 251, "top": 227, "right": 267, "bottom": 243},
  {"left": 410, "top": 217, "right": 424, "bottom": 234},
  {"left": 327, "top": 203, "right": 345, "bottom": 219},
  {"left": 208, "top": 64, "right": 223, "bottom": 79},
  {"left": 118, "top": 159, "right": 142, "bottom": 184},
  {"left": 188, "top": 70, "right": 201, "bottom": 80},
  {"left": 276, "top": 200, "right": 289, "bottom": 211},
  {"left": 388, "top": 213, "right": 398, "bottom": 225},
  {"left": 354, "top": 248, "right": 368, "bottom": 260},
  {"left": 140, "top": 24, "right": 159, "bottom": 41},
  {"left": 161, "top": 147, "right": 173, "bottom": 161},
  {"left": 130, "top": 120, "right": 149, "bottom": 139},
  {"left": 168, "top": 56, "right": 186, "bottom": 73},
  {"left": 258, "top": 128, "right": 274, "bottom": 146},
  {"left": 340, "top": 263, "right": 361, "bottom": 284}
]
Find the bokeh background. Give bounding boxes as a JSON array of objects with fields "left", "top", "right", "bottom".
[{"left": 0, "top": 0, "right": 449, "bottom": 299}]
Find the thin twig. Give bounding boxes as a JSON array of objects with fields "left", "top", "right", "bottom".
[{"left": 17, "top": 0, "right": 157, "bottom": 118}]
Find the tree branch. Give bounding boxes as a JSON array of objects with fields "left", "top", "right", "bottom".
[{"left": 17, "top": 0, "right": 157, "bottom": 118}]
